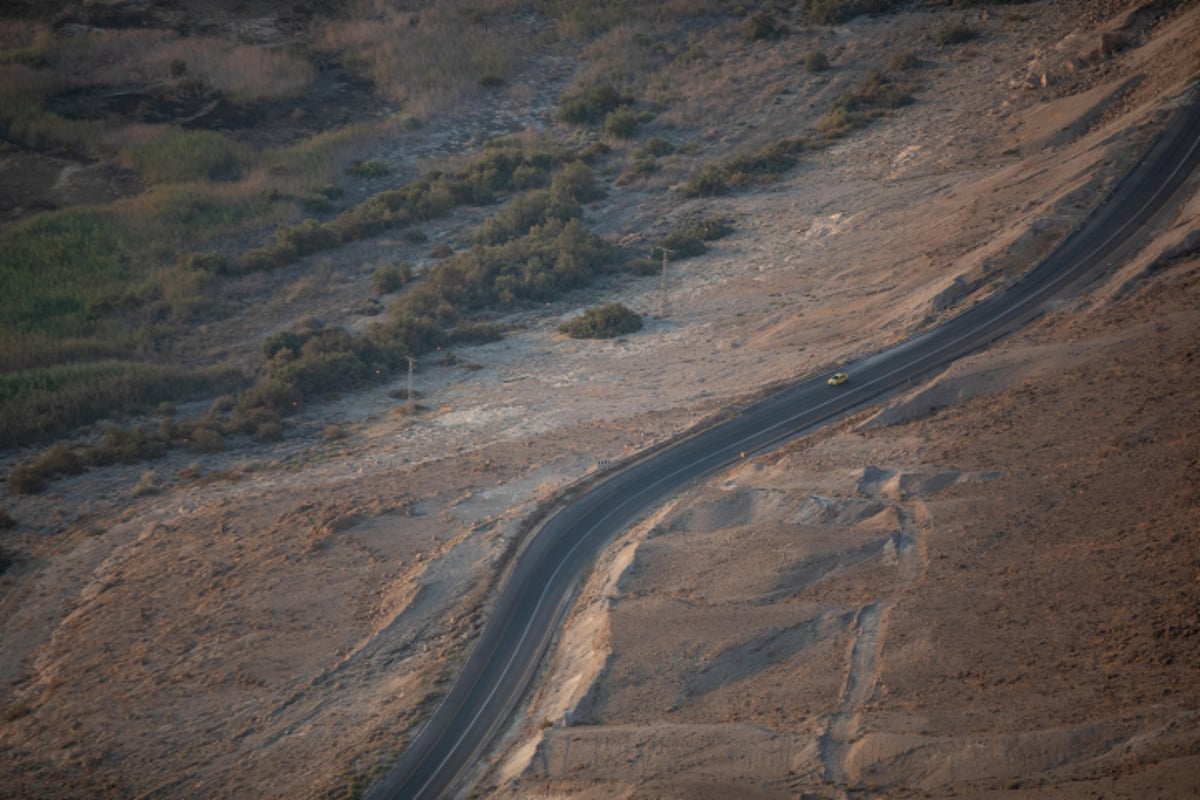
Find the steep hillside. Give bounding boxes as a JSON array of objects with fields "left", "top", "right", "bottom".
[{"left": 1, "top": 1, "right": 1197, "bottom": 798}]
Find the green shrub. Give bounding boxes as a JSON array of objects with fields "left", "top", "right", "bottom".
[
  {"left": 188, "top": 426, "right": 225, "bottom": 454},
  {"left": 131, "top": 469, "right": 162, "bottom": 497},
  {"left": 889, "top": 50, "right": 920, "bottom": 70},
  {"left": 558, "top": 83, "right": 634, "bottom": 125},
  {"left": 252, "top": 421, "right": 284, "bottom": 443},
  {"left": 475, "top": 190, "right": 569, "bottom": 246},
  {"left": 372, "top": 262, "right": 412, "bottom": 294},
  {"left": 89, "top": 424, "right": 169, "bottom": 466},
  {"left": 815, "top": 106, "right": 864, "bottom": 138},
  {"left": 804, "top": 0, "right": 901, "bottom": 24},
  {"left": 263, "top": 331, "right": 303, "bottom": 359},
  {"left": 682, "top": 164, "right": 731, "bottom": 197},
  {"left": 833, "top": 69, "right": 913, "bottom": 113},
  {"left": 635, "top": 138, "right": 675, "bottom": 158},
  {"left": 33, "top": 443, "right": 84, "bottom": 477},
  {"left": 624, "top": 257, "right": 659, "bottom": 276},
  {"left": 935, "top": 22, "right": 975, "bottom": 46},
  {"left": 347, "top": 159, "right": 389, "bottom": 178},
  {"left": 558, "top": 303, "right": 643, "bottom": 339},
  {"left": 228, "top": 401, "right": 284, "bottom": 436},
  {"left": 652, "top": 216, "right": 733, "bottom": 261},
  {"left": 448, "top": 321, "right": 504, "bottom": 345},
  {"left": 551, "top": 160, "right": 604, "bottom": 203},
  {"left": 682, "top": 138, "right": 805, "bottom": 197},
  {"left": 8, "top": 464, "right": 45, "bottom": 495},
  {"left": 603, "top": 106, "right": 639, "bottom": 139},
  {"left": 742, "top": 12, "right": 790, "bottom": 41},
  {"left": 178, "top": 251, "right": 228, "bottom": 273},
  {"left": 726, "top": 138, "right": 806, "bottom": 182},
  {"left": 804, "top": 50, "right": 830, "bottom": 72}
]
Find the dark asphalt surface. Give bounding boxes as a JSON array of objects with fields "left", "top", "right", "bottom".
[{"left": 365, "top": 86, "right": 1200, "bottom": 800}]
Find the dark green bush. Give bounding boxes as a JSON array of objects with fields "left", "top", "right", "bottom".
[
  {"left": 833, "top": 69, "right": 912, "bottom": 113},
  {"left": 889, "top": 50, "right": 920, "bottom": 70},
  {"left": 476, "top": 190, "right": 565, "bottom": 246},
  {"left": 650, "top": 216, "right": 733, "bottom": 261},
  {"left": 178, "top": 251, "right": 228, "bottom": 273},
  {"left": 816, "top": 106, "right": 864, "bottom": 138},
  {"left": 347, "top": 159, "right": 389, "bottom": 178},
  {"left": 551, "top": 160, "right": 604, "bottom": 203},
  {"left": 726, "top": 138, "right": 807, "bottom": 182},
  {"left": 805, "top": 0, "right": 901, "bottom": 24},
  {"left": 88, "top": 424, "right": 168, "bottom": 466},
  {"left": 228, "top": 401, "right": 284, "bottom": 435},
  {"left": 742, "top": 12, "right": 790, "bottom": 41},
  {"left": 682, "top": 164, "right": 731, "bottom": 197},
  {"left": 804, "top": 50, "right": 830, "bottom": 72},
  {"left": 558, "top": 83, "right": 634, "bottom": 125},
  {"left": 935, "top": 22, "right": 975, "bottom": 46},
  {"left": 263, "top": 330, "right": 303, "bottom": 359},
  {"left": 187, "top": 425, "right": 225, "bottom": 454},
  {"left": 252, "top": 421, "right": 283, "bottom": 442},
  {"left": 8, "top": 464, "right": 46, "bottom": 495},
  {"left": 603, "top": 106, "right": 639, "bottom": 139},
  {"left": 635, "top": 138, "right": 675, "bottom": 158},
  {"left": 448, "top": 321, "right": 504, "bottom": 345},
  {"left": 682, "top": 138, "right": 805, "bottom": 197},
  {"left": 558, "top": 303, "right": 643, "bottom": 339},
  {"left": 33, "top": 443, "right": 84, "bottom": 477},
  {"left": 372, "top": 262, "right": 412, "bottom": 294}
]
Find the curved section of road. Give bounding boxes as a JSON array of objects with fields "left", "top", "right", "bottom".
[{"left": 366, "top": 87, "right": 1200, "bottom": 800}]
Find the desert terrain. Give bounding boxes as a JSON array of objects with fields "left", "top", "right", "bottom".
[{"left": 1, "top": 1, "right": 1199, "bottom": 798}]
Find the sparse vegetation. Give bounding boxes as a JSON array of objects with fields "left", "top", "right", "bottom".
[
  {"left": 558, "top": 303, "right": 642, "bottom": 339},
  {"left": 816, "top": 68, "right": 913, "bottom": 138},
  {"left": 0, "top": 0, "right": 910, "bottom": 487},
  {"left": 682, "top": 138, "right": 807, "bottom": 197}
]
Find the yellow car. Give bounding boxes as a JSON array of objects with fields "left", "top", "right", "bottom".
[{"left": 827, "top": 372, "right": 849, "bottom": 387}]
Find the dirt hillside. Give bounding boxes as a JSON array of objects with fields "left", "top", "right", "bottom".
[{"left": 1, "top": 1, "right": 1198, "bottom": 798}]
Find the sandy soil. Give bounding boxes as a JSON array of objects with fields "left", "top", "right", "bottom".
[{"left": 2, "top": 1, "right": 1199, "bottom": 798}]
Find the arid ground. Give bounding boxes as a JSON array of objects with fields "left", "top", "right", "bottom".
[{"left": 2, "top": 2, "right": 1199, "bottom": 798}]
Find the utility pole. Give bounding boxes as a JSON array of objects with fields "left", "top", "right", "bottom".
[
  {"left": 407, "top": 356, "right": 415, "bottom": 413},
  {"left": 658, "top": 247, "right": 672, "bottom": 318}
]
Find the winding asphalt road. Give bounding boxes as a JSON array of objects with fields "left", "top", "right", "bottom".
[{"left": 365, "top": 86, "right": 1200, "bottom": 800}]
